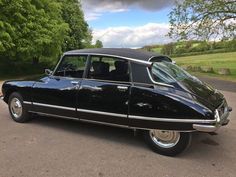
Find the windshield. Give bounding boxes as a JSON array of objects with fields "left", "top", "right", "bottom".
[{"left": 151, "top": 61, "right": 193, "bottom": 84}]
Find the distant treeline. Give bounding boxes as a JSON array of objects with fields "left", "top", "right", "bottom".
[{"left": 142, "top": 40, "right": 236, "bottom": 57}]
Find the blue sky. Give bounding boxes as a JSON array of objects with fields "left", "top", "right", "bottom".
[
  {"left": 89, "top": 8, "right": 171, "bottom": 29},
  {"left": 81, "top": 0, "right": 176, "bottom": 48}
]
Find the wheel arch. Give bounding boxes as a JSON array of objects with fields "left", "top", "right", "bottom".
[{"left": 4, "top": 88, "right": 20, "bottom": 103}]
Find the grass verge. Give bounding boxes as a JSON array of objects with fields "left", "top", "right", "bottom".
[{"left": 173, "top": 52, "right": 236, "bottom": 82}]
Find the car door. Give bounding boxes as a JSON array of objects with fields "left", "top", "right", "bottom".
[
  {"left": 76, "top": 56, "right": 131, "bottom": 126},
  {"left": 31, "top": 55, "right": 88, "bottom": 118}
]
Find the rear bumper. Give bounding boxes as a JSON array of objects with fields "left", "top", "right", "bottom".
[{"left": 193, "top": 106, "right": 232, "bottom": 132}]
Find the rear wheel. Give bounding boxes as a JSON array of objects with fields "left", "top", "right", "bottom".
[
  {"left": 143, "top": 129, "right": 192, "bottom": 156},
  {"left": 8, "top": 92, "right": 32, "bottom": 123}
]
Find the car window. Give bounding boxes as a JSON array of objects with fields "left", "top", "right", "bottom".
[
  {"left": 88, "top": 56, "right": 130, "bottom": 82},
  {"left": 151, "top": 61, "right": 194, "bottom": 84},
  {"left": 54, "top": 55, "right": 87, "bottom": 78}
]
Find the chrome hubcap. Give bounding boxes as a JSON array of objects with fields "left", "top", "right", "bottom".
[
  {"left": 149, "top": 130, "right": 180, "bottom": 148},
  {"left": 10, "top": 98, "right": 22, "bottom": 119}
]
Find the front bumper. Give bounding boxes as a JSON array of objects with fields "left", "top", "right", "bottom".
[{"left": 193, "top": 105, "right": 232, "bottom": 132}]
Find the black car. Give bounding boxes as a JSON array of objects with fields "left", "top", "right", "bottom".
[{"left": 0, "top": 48, "right": 232, "bottom": 156}]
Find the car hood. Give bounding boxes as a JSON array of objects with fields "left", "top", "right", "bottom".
[{"left": 179, "top": 77, "right": 224, "bottom": 110}]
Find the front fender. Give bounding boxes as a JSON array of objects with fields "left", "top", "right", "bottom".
[{"left": 2, "top": 80, "right": 35, "bottom": 103}]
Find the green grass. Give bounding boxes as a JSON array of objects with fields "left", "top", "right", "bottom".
[{"left": 173, "top": 52, "right": 236, "bottom": 82}]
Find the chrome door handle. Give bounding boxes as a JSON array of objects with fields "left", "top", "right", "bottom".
[
  {"left": 117, "top": 86, "right": 128, "bottom": 91},
  {"left": 71, "top": 81, "right": 80, "bottom": 85}
]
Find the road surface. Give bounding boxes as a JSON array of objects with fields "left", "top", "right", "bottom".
[{"left": 0, "top": 79, "right": 235, "bottom": 177}]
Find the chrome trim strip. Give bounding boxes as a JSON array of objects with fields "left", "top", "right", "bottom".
[
  {"left": 31, "top": 102, "right": 215, "bottom": 124},
  {"left": 78, "top": 108, "right": 127, "bottom": 118},
  {"left": 29, "top": 111, "right": 78, "bottom": 121},
  {"left": 129, "top": 115, "right": 216, "bottom": 124},
  {"left": 29, "top": 111, "right": 195, "bottom": 132},
  {"left": 79, "top": 119, "right": 129, "bottom": 129},
  {"left": 23, "top": 101, "right": 32, "bottom": 105},
  {"left": 29, "top": 111, "right": 130, "bottom": 129},
  {"left": 64, "top": 53, "right": 152, "bottom": 66},
  {"left": 33, "top": 102, "right": 76, "bottom": 111}
]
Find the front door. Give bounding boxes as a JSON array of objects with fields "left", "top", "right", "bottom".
[
  {"left": 77, "top": 56, "right": 131, "bottom": 126},
  {"left": 31, "top": 55, "right": 88, "bottom": 118}
]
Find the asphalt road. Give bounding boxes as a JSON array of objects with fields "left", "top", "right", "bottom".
[
  {"left": 0, "top": 79, "right": 236, "bottom": 177},
  {"left": 198, "top": 77, "right": 236, "bottom": 93}
]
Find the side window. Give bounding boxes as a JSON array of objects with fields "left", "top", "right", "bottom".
[
  {"left": 54, "top": 55, "right": 87, "bottom": 78},
  {"left": 88, "top": 56, "right": 130, "bottom": 82},
  {"left": 151, "top": 64, "right": 175, "bottom": 84}
]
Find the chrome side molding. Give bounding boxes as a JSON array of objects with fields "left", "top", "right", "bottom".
[{"left": 29, "top": 111, "right": 195, "bottom": 132}]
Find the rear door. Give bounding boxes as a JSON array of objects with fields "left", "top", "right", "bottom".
[{"left": 77, "top": 56, "right": 131, "bottom": 126}]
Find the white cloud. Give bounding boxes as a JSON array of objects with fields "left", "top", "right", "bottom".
[
  {"left": 81, "top": 0, "right": 129, "bottom": 21},
  {"left": 92, "top": 23, "right": 172, "bottom": 48},
  {"left": 81, "top": 0, "right": 176, "bottom": 21}
]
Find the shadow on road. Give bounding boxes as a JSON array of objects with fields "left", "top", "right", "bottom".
[
  {"left": 27, "top": 115, "right": 225, "bottom": 158},
  {"left": 30, "top": 115, "right": 147, "bottom": 148}
]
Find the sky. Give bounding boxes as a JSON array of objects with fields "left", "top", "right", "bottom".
[{"left": 81, "top": 0, "right": 177, "bottom": 48}]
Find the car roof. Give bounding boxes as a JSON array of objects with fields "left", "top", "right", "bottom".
[{"left": 64, "top": 48, "right": 164, "bottom": 62}]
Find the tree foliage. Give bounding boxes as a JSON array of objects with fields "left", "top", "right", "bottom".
[
  {"left": 95, "top": 40, "right": 103, "bottom": 48},
  {"left": 168, "top": 0, "right": 236, "bottom": 40},
  {"left": 0, "top": 0, "right": 92, "bottom": 67},
  {"left": 58, "top": 0, "right": 92, "bottom": 51}
]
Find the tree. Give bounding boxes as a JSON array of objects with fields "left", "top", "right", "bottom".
[
  {"left": 161, "top": 43, "right": 175, "bottom": 55},
  {"left": 0, "top": 0, "right": 69, "bottom": 64},
  {"left": 95, "top": 40, "right": 103, "bottom": 48},
  {"left": 168, "top": 0, "right": 236, "bottom": 41},
  {"left": 58, "top": 0, "right": 92, "bottom": 51}
]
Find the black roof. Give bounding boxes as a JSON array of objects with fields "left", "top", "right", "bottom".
[{"left": 65, "top": 48, "right": 164, "bottom": 61}]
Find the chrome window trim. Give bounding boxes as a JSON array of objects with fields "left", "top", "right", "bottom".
[
  {"left": 52, "top": 54, "right": 89, "bottom": 77},
  {"left": 147, "top": 56, "right": 177, "bottom": 88},
  {"left": 129, "top": 115, "right": 216, "bottom": 124},
  {"left": 33, "top": 102, "right": 76, "bottom": 111},
  {"left": 83, "top": 78, "right": 131, "bottom": 85},
  {"left": 146, "top": 67, "right": 175, "bottom": 88},
  {"left": 64, "top": 53, "right": 152, "bottom": 66},
  {"left": 52, "top": 54, "right": 65, "bottom": 76},
  {"left": 148, "top": 55, "right": 172, "bottom": 62}
]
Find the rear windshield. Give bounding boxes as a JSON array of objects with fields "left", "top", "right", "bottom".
[{"left": 151, "top": 61, "right": 193, "bottom": 84}]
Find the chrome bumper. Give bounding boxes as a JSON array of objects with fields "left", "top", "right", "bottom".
[{"left": 193, "top": 106, "right": 232, "bottom": 132}]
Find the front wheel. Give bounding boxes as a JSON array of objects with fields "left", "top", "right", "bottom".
[
  {"left": 8, "top": 92, "right": 32, "bottom": 123},
  {"left": 143, "top": 130, "right": 192, "bottom": 156}
]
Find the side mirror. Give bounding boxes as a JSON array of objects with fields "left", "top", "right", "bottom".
[{"left": 45, "top": 69, "right": 53, "bottom": 76}]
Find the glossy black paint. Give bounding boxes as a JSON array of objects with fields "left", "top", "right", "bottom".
[
  {"left": 129, "top": 84, "right": 213, "bottom": 120},
  {"left": 179, "top": 78, "right": 224, "bottom": 109},
  {"left": 75, "top": 79, "right": 129, "bottom": 125},
  {"left": 1, "top": 50, "right": 228, "bottom": 131},
  {"left": 2, "top": 80, "right": 34, "bottom": 103},
  {"left": 31, "top": 76, "right": 79, "bottom": 117}
]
